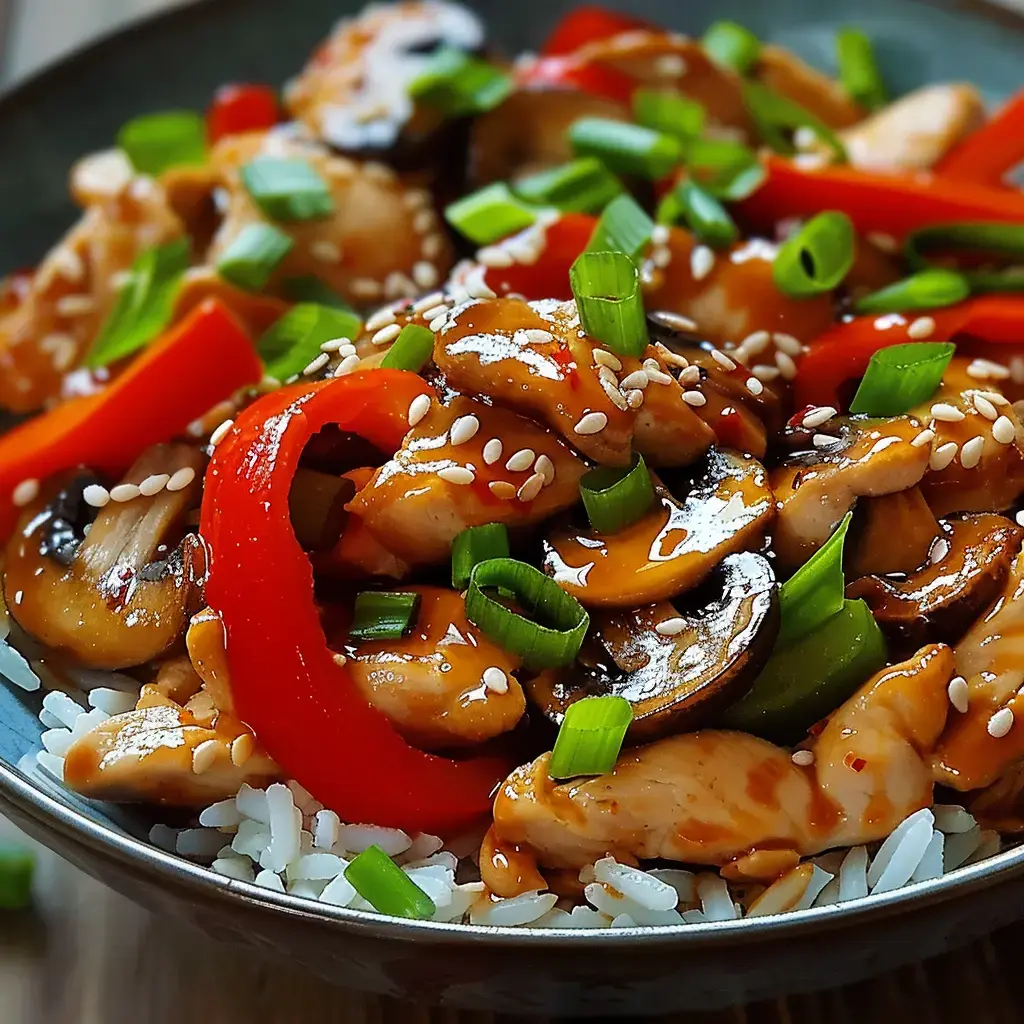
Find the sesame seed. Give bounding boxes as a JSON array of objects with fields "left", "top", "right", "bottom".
[
  {"left": 772, "top": 333, "right": 803, "bottom": 356},
  {"left": 482, "top": 438, "right": 503, "bottom": 466},
  {"left": 678, "top": 365, "right": 702, "bottom": 385},
  {"left": 350, "top": 278, "right": 382, "bottom": 300},
  {"left": 654, "top": 617, "right": 687, "bottom": 636},
  {"left": 505, "top": 448, "right": 536, "bottom": 472},
  {"left": 740, "top": 330, "right": 771, "bottom": 354},
  {"left": 627, "top": 389, "right": 644, "bottom": 409},
  {"left": 655, "top": 53, "right": 687, "bottom": 76},
  {"left": 371, "top": 323, "right": 402, "bottom": 346},
  {"left": 593, "top": 349, "right": 623, "bottom": 371},
  {"left": 362, "top": 161, "right": 396, "bottom": 184},
  {"left": 600, "top": 378, "right": 629, "bottom": 411},
  {"left": 82, "top": 484, "right": 110, "bottom": 508},
  {"left": 574, "top": 411, "right": 609, "bottom": 435},
  {"left": 793, "top": 152, "right": 829, "bottom": 170},
  {"left": 192, "top": 739, "right": 220, "bottom": 775},
  {"left": 649, "top": 311, "right": 698, "bottom": 333},
  {"left": 651, "top": 246, "right": 672, "bottom": 269},
  {"left": 746, "top": 377, "right": 764, "bottom": 396},
  {"left": 930, "top": 442, "right": 959, "bottom": 471},
  {"left": 449, "top": 414, "right": 480, "bottom": 446},
  {"left": 775, "top": 351, "right": 798, "bottom": 380},
  {"left": 973, "top": 395, "right": 1000, "bottom": 421},
  {"left": 365, "top": 307, "right": 397, "bottom": 332},
  {"left": 994, "top": 416, "right": 1017, "bottom": 445},
  {"left": 929, "top": 537, "right": 950, "bottom": 564},
  {"left": 402, "top": 188, "right": 431, "bottom": 210},
  {"left": 711, "top": 350, "right": 737, "bottom": 371},
  {"left": 488, "top": 481, "right": 517, "bottom": 499},
  {"left": 518, "top": 473, "right": 545, "bottom": 502},
  {"left": 413, "top": 210, "right": 436, "bottom": 235},
  {"left": 867, "top": 232, "right": 898, "bottom": 253},
  {"left": 168, "top": 468, "right": 196, "bottom": 492},
  {"left": 56, "top": 294, "right": 96, "bottom": 317},
  {"left": 975, "top": 390, "right": 1010, "bottom": 406},
  {"left": 408, "top": 394, "right": 431, "bottom": 427},
  {"left": 428, "top": 312, "right": 449, "bottom": 332},
  {"left": 421, "top": 234, "right": 445, "bottom": 260},
  {"left": 302, "top": 352, "right": 330, "bottom": 376},
  {"left": 620, "top": 370, "right": 649, "bottom": 390},
  {"left": 230, "top": 733, "right": 254, "bottom": 767},
  {"left": 960, "top": 435, "right": 985, "bottom": 469},
  {"left": 947, "top": 676, "right": 969, "bottom": 714},
  {"left": 813, "top": 433, "right": 841, "bottom": 448},
  {"left": 12, "top": 478, "right": 39, "bottom": 507},
  {"left": 482, "top": 667, "right": 509, "bottom": 694},
  {"left": 968, "top": 358, "right": 1011, "bottom": 380},
  {"left": 911, "top": 429, "right": 935, "bottom": 448},
  {"left": 413, "top": 261, "right": 439, "bottom": 289},
  {"left": 752, "top": 364, "right": 782, "bottom": 382},
  {"left": 643, "top": 365, "right": 674, "bottom": 385},
  {"left": 411, "top": 291, "right": 446, "bottom": 314},
  {"left": 438, "top": 466, "right": 475, "bottom": 485},
  {"left": 320, "top": 337, "right": 353, "bottom": 353},
  {"left": 384, "top": 272, "right": 416, "bottom": 300},
  {"left": 477, "top": 246, "right": 515, "bottom": 268},
  {"left": 655, "top": 344, "right": 689, "bottom": 369},
  {"left": 52, "top": 247, "right": 85, "bottom": 283},
  {"left": 535, "top": 454, "right": 555, "bottom": 486},
  {"left": 416, "top": 304, "right": 445, "bottom": 323},
  {"left": 1017, "top": 510, "right": 1024, "bottom": 527},
  {"left": 791, "top": 750, "right": 815, "bottom": 767},
  {"left": 311, "top": 240, "right": 342, "bottom": 264},
  {"left": 802, "top": 406, "right": 837, "bottom": 429},
  {"left": 334, "top": 353, "right": 361, "bottom": 376},
  {"left": 690, "top": 244, "right": 714, "bottom": 281},
  {"left": 988, "top": 707, "right": 1014, "bottom": 738},
  {"left": 110, "top": 483, "right": 141, "bottom": 503},
  {"left": 651, "top": 224, "right": 670, "bottom": 246},
  {"left": 907, "top": 316, "right": 936, "bottom": 340},
  {"left": 930, "top": 402, "right": 965, "bottom": 422},
  {"left": 682, "top": 389, "right": 708, "bottom": 408},
  {"left": 139, "top": 473, "right": 170, "bottom": 497}
]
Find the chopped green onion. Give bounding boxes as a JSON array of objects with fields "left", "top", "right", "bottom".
[
  {"left": 853, "top": 269, "right": 971, "bottom": 315},
  {"left": 408, "top": 47, "right": 512, "bottom": 117},
  {"left": 656, "top": 179, "right": 738, "bottom": 249},
  {"left": 117, "top": 110, "right": 206, "bottom": 176},
  {"left": 580, "top": 453, "right": 655, "bottom": 534},
  {"left": 721, "top": 599, "right": 887, "bottom": 742},
  {"left": 569, "top": 251, "right": 649, "bottom": 357},
  {"left": 585, "top": 194, "right": 654, "bottom": 263},
  {"left": 216, "top": 223, "right": 294, "bottom": 292},
  {"left": 445, "top": 183, "right": 538, "bottom": 245},
  {"left": 466, "top": 558, "right": 590, "bottom": 669},
  {"left": 343, "top": 845, "right": 435, "bottom": 920},
  {"left": 633, "top": 89, "right": 706, "bottom": 141},
  {"left": 772, "top": 211, "right": 855, "bottom": 298},
  {"left": 905, "top": 222, "right": 1024, "bottom": 294},
  {"left": 241, "top": 157, "right": 335, "bottom": 223},
  {"left": 513, "top": 158, "right": 623, "bottom": 214},
  {"left": 452, "top": 523, "right": 510, "bottom": 589},
  {"left": 380, "top": 324, "right": 435, "bottom": 372},
  {"left": 281, "top": 275, "right": 353, "bottom": 310},
  {"left": 836, "top": 29, "right": 887, "bottom": 111},
  {"left": 0, "top": 846, "right": 35, "bottom": 909},
  {"left": 568, "top": 118, "right": 684, "bottom": 180},
  {"left": 702, "top": 20, "right": 762, "bottom": 75},
  {"left": 743, "top": 81, "right": 847, "bottom": 162},
  {"left": 849, "top": 342, "right": 955, "bottom": 417},
  {"left": 86, "top": 237, "right": 190, "bottom": 369},
  {"left": 349, "top": 591, "right": 421, "bottom": 642},
  {"left": 685, "top": 137, "right": 766, "bottom": 199},
  {"left": 777, "top": 512, "right": 851, "bottom": 648},
  {"left": 258, "top": 303, "right": 363, "bottom": 381},
  {"left": 549, "top": 695, "right": 634, "bottom": 780}
]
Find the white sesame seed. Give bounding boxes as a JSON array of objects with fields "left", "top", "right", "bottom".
[
  {"left": 518, "top": 473, "right": 545, "bottom": 502},
  {"left": 505, "top": 448, "right": 536, "bottom": 473},
  {"left": 907, "top": 316, "right": 936, "bottom": 340},
  {"left": 110, "top": 483, "right": 141, "bottom": 503},
  {"left": 192, "top": 739, "right": 220, "bottom": 775},
  {"left": 230, "top": 733, "right": 254, "bottom": 767},
  {"left": 362, "top": 161, "right": 396, "bottom": 184},
  {"left": 385, "top": 272, "right": 417, "bottom": 300},
  {"left": 320, "top": 337, "right": 352, "bottom": 353},
  {"left": 311, "top": 240, "right": 342, "bottom": 264},
  {"left": 620, "top": 370, "right": 649, "bottom": 390},
  {"left": 794, "top": 126, "right": 818, "bottom": 151},
  {"left": 929, "top": 442, "right": 959, "bottom": 471},
  {"left": 960, "top": 435, "right": 985, "bottom": 469},
  {"left": 644, "top": 366, "right": 674, "bottom": 385},
  {"left": 522, "top": 328, "right": 555, "bottom": 345},
  {"left": 482, "top": 438, "right": 503, "bottom": 466},
  {"left": 651, "top": 246, "right": 672, "bottom": 269},
  {"left": 802, "top": 406, "right": 837, "bottom": 430},
  {"left": 711, "top": 350, "right": 737, "bottom": 371},
  {"left": 739, "top": 330, "right": 771, "bottom": 355},
  {"left": 52, "top": 247, "right": 85, "bottom": 283},
  {"left": 867, "top": 232, "right": 898, "bottom": 253},
  {"left": 482, "top": 667, "right": 509, "bottom": 694},
  {"left": 651, "top": 224, "right": 671, "bottom": 246},
  {"left": 793, "top": 152, "right": 830, "bottom": 170},
  {"left": 988, "top": 707, "right": 1014, "bottom": 738},
  {"left": 930, "top": 403, "right": 965, "bottom": 423},
  {"left": 993, "top": 415, "right": 1016, "bottom": 445},
  {"left": 420, "top": 304, "right": 449, "bottom": 322},
  {"left": 627, "top": 389, "right": 644, "bottom": 409},
  {"left": 650, "top": 311, "right": 698, "bottom": 333},
  {"left": 371, "top": 323, "right": 402, "bottom": 346},
  {"left": 408, "top": 394, "right": 431, "bottom": 427},
  {"left": 655, "top": 343, "right": 689, "bottom": 369},
  {"left": 775, "top": 351, "right": 798, "bottom": 380},
  {"left": 56, "top": 294, "right": 96, "bottom": 317},
  {"left": 402, "top": 188, "right": 431, "bottom": 210},
  {"left": 421, "top": 234, "right": 445, "bottom": 261},
  {"left": 947, "top": 676, "right": 969, "bottom": 714},
  {"left": 678, "top": 365, "right": 702, "bottom": 385},
  {"left": 772, "top": 333, "right": 803, "bottom": 356},
  {"left": 752, "top": 364, "right": 782, "bottom": 382},
  {"left": 413, "top": 210, "right": 436, "bottom": 235},
  {"left": 488, "top": 480, "right": 516, "bottom": 499},
  {"left": 600, "top": 378, "right": 629, "bottom": 411},
  {"left": 975, "top": 390, "right": 1010, "bottom": 406},
  {"left": 477, "top": 246, "right": 515, "bottom": 268},
  {"left": 139, "top": 473, "right": 170, "bottom": 497},
  {"left": 428, "top": 313, "right": 449, "bottom": 332},
  {"left": 593, "top": 349, "right": 623, "bottom": 371},
  {"left": 974, "top": 395, "right": 999, "bottom": 421},
  {"left": 438, "top": 466, "right": 475, "bottom": 485},
  {"left": 682, "top": 390, "right": 707, "bottom": 407},
  {"left": 12, "top": 478, "right": 39, "bottom": 507},
  {"left": 449, "top": 415, "right": 480, "bottom": 446},
  {"left": 413, "top": 261, "right": 439, "bottom": 289},
  {"left": 655, "top": 52, "right": 687, "bottom": 76},
  {"left": 746, "top": 377, "right": 764, "bottom": 396},
  {"left": 1017, "top": 510, "right": 1024, "bottom": 528},
  {"left": 534, "top": 454, "right": 555, "bottom": 486},
  {"left": 929, "top": 537, "right": 950, "bottom": 564},
  {"left": 791, "top": 749, "right": 815, "bottom": 767},
  {"left": 82, "top": 484, "right": 110, "bottom": 508},
  {"left": 334, "top": 353, "right": 361, "bottom": 376},
  {"left": 574, "top": 411, "right": 609, "bottom": 435},
  {"left": 302, "top": 352, "right": 330, "bottom": 376},
  {"left": 813, "top": 433, "right": 841, "bottom": 448},
  {"left": 350, "top": 278, "right": 382, "bottom": 300},
  {"left": 365, "top": 307, "right": 397, "bottom": 332},
  {"left": 654, "top": 617, "right": 687, "bottom": 636},
  {"left": 690, "top": 245, "right": 714, "bottom": 281},
  {"left": 968, "top": 358, "right": 1011, "bottom": 381},
  {"left": 168, "top": 467, "right": 200, "bottom": 495},
  {"left": 911, "top": 429, "right": 935, "bottom": 448},
  {"left": 411, "top": 291, "right": 446, "bottom": 314}
]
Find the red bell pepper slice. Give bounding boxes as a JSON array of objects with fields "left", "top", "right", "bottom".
[
  {"left": 541, "top": 6, "right": 650, "bottom": 56},
  {"left": 793, "top": 295, "right": 1024, "bottom": 409},
  {"left": 516, "top": 54, "right": 637, "bottom": 106},
  {"left": 200, "top": 370, "right": 509, "bottom": 834},
  {"left": 207, "top": 83, "right": 280, "bottom": 144},
  {"left": 739, "top": 156, "right": 1024, "bottom": 242},
  {"left": 938, "top": 90, "right": 1024, "bottom": 187},
  {"left": 0, "top": 299, "right": 260, "bottom": 539}
]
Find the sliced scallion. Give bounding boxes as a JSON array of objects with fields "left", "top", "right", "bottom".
[
  {"left": 568, "top": 118, "right": 683, "bottom": 180},
  {"left": 905, "top": 222, "right": 1024, "bottom": 294},
  {"left": 281, "top": 275, "right": 352, "bottom": 310},
  {"left": 853, "top": 269, "right": 971, "bottom": 315},
  {"left": 580, "top": 453, "right": 655, "bottom": 534},
  {"left": 549, "top": 695, "right": 634, "bottom": 780},
  {"left": 117, "top": 110, "right": 206, "bottom": 176},
  {"left": 241, "top": 157, "right": 335, "bottom": 223},
  {"left": 772, "top": 211, "right": 855, "bottom": 298},
  {"left": 349, "top": 591, "right": 421, "bottom": 642},
  {"left": 585, "top": 194, "right": 654, "bottom": 263},
  {"left": 569, "top": 251, "right": 649, "bottom": 357},
  {"left": 380, "top": 323, "right": 436, "bottom": 372},
  {"left": 849, "top": 342, "right": 955, "bottom": 417},
  {"left": 685, "top": 137, "right": 766, "bottom": 199},
  {"left": 0, "top": 846, "right": 35, "bottom": 909},
  {"left": 657, "top": 179, "right": 738, "bottom": 249},
  {"left": 451, "top": 523, "right": 510, "bottom": 589},
  {"left": 343, "top": 845, "right": 435, "bottom": 920},
  {"left": 408, "top": 47, "right": 512, "bottom": 117},
  {"left": 513, "top": 158, "right": 623, "bottom": 214},
  {"left": 86, "top": 237, "right": 190, "bottom": 369},
  {"left": 702, "top": 20, "right": 762, "bottom": 75},
  {"left": 445, "top": 183, "right": 538, "bottom": 245},
  {"left": 466, "top": 558, "right": 590, "bottom": 669},
  {"left": 743, "top": 81, "right": 846, "bottom": 161},
  {"left": 836, "top": 28, "right": 887, "bottom": 111},
  {"left": 216, "top": 222, "right": 294, "bottom": 292},
  {"left": 259, "top": 303, "right": 363, "bottom": 381},
  {"left": 633, "top": 89, "right": 706, "bottom": 142}
]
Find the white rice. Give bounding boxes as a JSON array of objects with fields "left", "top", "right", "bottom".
[
  {"left": 593, "top": 856, "right": 678, "bottom": 912},
  {"left": 470, "top": 890, "right": 557, "bottom": 927}
]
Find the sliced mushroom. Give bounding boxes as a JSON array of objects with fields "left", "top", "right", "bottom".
[
  {"left": 848, "top": 513, "right": 1024, "bottom": 651},
  {"left": 527, "top": 552, "right": 778, "bottom": 740},
  {"left": 3, "top": 444, "right": 204, "bottom": 669},
  {"left": 846, "top": 486, "right": 940, "bottom": 578},
  {"left": 755, "top": 45, "right": 864, "bottom": 129},
  {"left": 173, "top": 266, "right": 289, "bottom": 340},
  {"left": 542, "top": 449, "right": 773, "bottom": 607}
]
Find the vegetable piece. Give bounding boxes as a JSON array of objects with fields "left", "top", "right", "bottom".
[
  {"left": 87, "top": 238, "right": 190, "bottom": 369},
  {"left": 216, "top": 223, "right": 294, "bottom": 292},
  {"left": 657, "top": 179, "right": 737, "bottom": 248},
  {"left": 853, "top": 269, "right": 971, "bottom": 315},
  {"left": 777, "top": 512, "right": 851, "bottom": 647},
  {"left": 835, "top": 29, "right": 887, "bottom": 111},
  {"left": 686, "top": 137, "right": 766, "bottom": 198},
  {"left": 721, "top": 598, "right": 887, "bottom": 742},
  {"left": 548, "top": 695, "right": 633, "bottom": 779},
  {"left": 905, "top": 223, "right": 1024, "bottom": 294},
  {"left": 848, "top": 342, "right": 955, "bottom": 416},
  {"left": 702, "top": 20, "right": 761, "bottom": 75},
  {"left": 568, "top": 118, "right": 683, "bottom": 179},
  {"left": 633, "top": 89, "right": 706, "bottom": 141},
  {"left": 0, "top": 299, "right": 260, "bottom": 539},
  {"left": 541, "top": 6, "right": 649, "bottom": 56},
  {"left": 258, "top": 304, "right": 362, "bottom": 382},
  {"left": 350, "top": 592, "right": 421, "bottom": 641},
  {"left": 207, "top": 83, "right": 280, "bottom": 143},
  {"left": 281, "top": 275, "right": 352, "bottom": 310},
  {"left": 408, "top": 48, "right": 512, "bottom": 117},
  {"left": 743, "top": 81, "right": 846, "bottom": 160},
  {"left": 585, "top": 193, "right": 654, "bottom": 263},
  {"left": 579, "top": 453, "right": 654, "bottom": 534},
  {"left": 452, "top": 523, "right": 510, "bottom": 589},
  {"left": 201, "top": 370, "right": 510, "bottom": 832},
  {"left": 514, "top": 53, "right": 637, "bottom": 106},
  {"left": 117, "top": 110, "right": 206, "bottom": 176},
  {"left": 0, "top": 846, "right": 34, "bottom": 909},
  {"left": 569, "top": 250, "right": 648, "bottom": 356},
  {"left": 240, "top": 157, "right": 334, "bottom": 223},
  {"left": 344, "top": 845, "right": 436, "bottom": 920},
  {"left": 445, "top": 183, "right": 538, "bottom": 245},
  {"left": 938, "top": 89, "right": 1024, "bottom": 187},
  {"left": 465, "top": 558, "right": 590, "bottom": 669},
  {"left": 513, "top": 157, "right": 623, "bottom": 213},
  {"left": 772, "top": 211, "right": 855, "bottom": 297},
  {"left": 379, "top": 324, "right": 435, "bottom": 372}
]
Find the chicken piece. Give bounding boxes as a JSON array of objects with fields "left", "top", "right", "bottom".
[
  {"left": 771, "top": 415, "right": 930, "bottom": 569},
  {"left": 487, "top": 645, "right": 951, "bottom": 879},
  {"left": 186, "top": 607, "right": 234, "bottom": 715},
  {"left": 846, "top": 487, "right": 940, "bottom": 578},
  {"left": 755, "top": 45, "right": 864, "bottom": 129},
  {"left": 347, "top": 395, "right": 587, "bottom": 565},
  {"left": 839, "top": 84, "right": 985, "bottom": 173},
  {"left": 0, "top": 151, "right": 184, "bottom": 411},
  {"left": 434, "top": 296, "right": 715, "bottom": 467},
  {"left": 207, "top": 131, "right": 453, "bottom": 309},
  {"left": 338, "top": 587, "right": 526, "bottom": 751}
]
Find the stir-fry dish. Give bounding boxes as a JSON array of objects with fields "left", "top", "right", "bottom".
[{"left": 5, "top": 1, "right": 1024, "bottom": 929}]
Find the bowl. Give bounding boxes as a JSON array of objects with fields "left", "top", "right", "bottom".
[{"left": 1, "top": 0, "right": 1024, "bottom": 1015}]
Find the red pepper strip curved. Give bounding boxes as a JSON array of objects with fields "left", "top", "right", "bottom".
[
  {"left": 200, "top": 370, "right": 510, "bottom": 834},
  {"left": 541, "top": 6, "right": 650, "bottom": 56},
  {"left": 938, "top": 90, "right": 1024, "bottom": 187},
  {"left": 0, "top": 298, "right": 259, "bottom": 540},
  {"left": 739, "top": 156, "right": 1024, "bottom": 242},
  {"left": 793, "top": 295, "right": 1024, "bottom": 409},
  {"left": 516, "top": 55, "right": 636, "bottom": 106},
  {"left": 207, "top": 83, "right": 280, "bottom": 143}
]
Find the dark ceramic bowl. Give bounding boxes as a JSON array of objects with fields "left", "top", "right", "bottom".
[{"left": 1, "top": 0, "right": 1024, "bottom": 1015}]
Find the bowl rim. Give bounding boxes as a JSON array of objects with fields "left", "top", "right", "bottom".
[{"left": 2, "top": 0, "right": 1024, "bottom": 948}]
